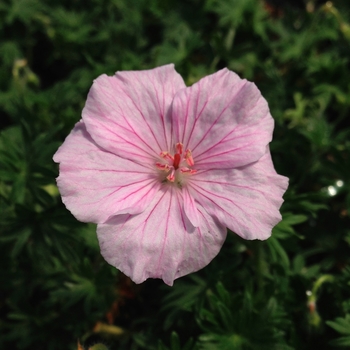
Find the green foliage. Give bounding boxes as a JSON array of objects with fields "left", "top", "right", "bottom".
[
  {"left": 327, "top": 315, "right": 350, "bottom": 347},
  {"left": 197, "top": 282, "right": 292, "bottom": 350},
  {"left": 157, "top": 332, "right": 197, "bottom": 350},
  {"left": 1, "top": 0, "right": 350, "bottom": 349}
]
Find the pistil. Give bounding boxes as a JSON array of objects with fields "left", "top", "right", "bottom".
[{"left": 173, "top": 153, "right": 181, "bottom": 170}]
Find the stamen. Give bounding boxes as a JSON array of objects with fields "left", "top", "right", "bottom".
[
  {"left": 180, "top": 167, "right": 197, "bottom": 174},
  {"left": 160, "top": 151, "right": 174, "bottom": 161},
  {"left": 156, "top": 163, "right": 169, "bottom": 171},
  {"left": 184, "top": 149, "right": 194, "bottom": 166},
  {"left": 167, "top": 168, "right": 176, "bottom": 182},
  {"left": 176, "top": 142, "right": 183, "bottom": 155}
]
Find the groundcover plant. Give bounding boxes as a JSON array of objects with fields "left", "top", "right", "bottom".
[{"left": 1, "top": 0, "right": 350, "bottom": 349}]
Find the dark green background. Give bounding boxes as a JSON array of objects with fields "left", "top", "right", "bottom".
[{"left": 1, "top": 0, "right": 350, "bottom": 349}]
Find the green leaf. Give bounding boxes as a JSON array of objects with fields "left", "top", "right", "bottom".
[
  {"left": 327, "top": 316, "right": 350, "bottom": 335},
  {"left": 267, "top": 236, "right": 290, "bottom": 269},
  {"left": 11, "top": 226, "right": 32, "bottom": 258}
]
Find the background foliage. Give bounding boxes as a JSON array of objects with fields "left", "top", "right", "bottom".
[{"left": 1, "top": 0, "right": 350, "bottom": 349}]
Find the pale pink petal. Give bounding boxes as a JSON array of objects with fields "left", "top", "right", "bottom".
[
  {"left": 182, "top": 186, "right": 200, "bottom": 227},
  {"left": 188, "top": 150, "right": 288, "bottom": 240},
  {"left": 53, "top": 121, "right": 160, "bottom": 223},
  {"left": 97, "top": 187, "right": 227, "bottom": 285},
  {"left": 82, "top": 64, "right": 186, "bottom": 164},
  {"left": 171, "top": 68, "right": 274, "bottom": 169}
]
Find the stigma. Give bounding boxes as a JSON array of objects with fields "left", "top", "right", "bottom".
[{"left": 156, "top": 142, "right": 197, "bottom": 186}]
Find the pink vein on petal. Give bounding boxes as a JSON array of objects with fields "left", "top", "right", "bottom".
[
  {"left": 91, "top": 101, "right": 157, "bottom": 158},
  {"left": 195, "top": 140, "right": 259, "bottom": 164},
  {"left": 155, "top": 190, "right": 173, "bottom": 276},
  {"left": 101, "top": 179, "right": 159, "bottom": 204},
  {"left": 92, "top": 92, "right": 158, "bottom": 155},
  {"left": 121, "top": 84, "right": 163, "bottom": 152},
  {"left": 189, "top": 183, "right": 254, "bottom": 232},
  {"left": 107, "top": 80, "right": 154, "bottom": 147},
  {"left": 190, "top": 82, "right": 247, "bottom": 153},
  {"left": 183, "top": 87, "right": 208, "bottom": 151},
  {"left": 148, "top": 73, "right": 168, "bottom": 148}
]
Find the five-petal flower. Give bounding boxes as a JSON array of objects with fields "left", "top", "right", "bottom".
[{"left": 53, "top": 64, "right": 288, "bottom": 285}]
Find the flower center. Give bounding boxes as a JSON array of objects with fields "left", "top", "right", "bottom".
[{"left": 156, "top": 142, "right": 197, "bottom": 186}]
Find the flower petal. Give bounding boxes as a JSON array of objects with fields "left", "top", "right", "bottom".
[
  {"left": 53, "top": 121, "right": 160, "bottom": 223},
  {"left": 82, "top": 64, "right": 186, "bottom": 164},
  {"left": 97, "top": 187, "right": 227, "bottom": 285},
  {"left": 171, "top": 68, "right": 274, "bottom": 169},
  {"left": 188, "top": 150, "right": 288, "bottom": 240},
  {"left": 182, "top": 186, "right": 200, "bottom": 227}
]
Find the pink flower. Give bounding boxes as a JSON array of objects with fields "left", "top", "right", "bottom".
[{"left": 53, "top": 64, "right": 288, "bottom": 286}]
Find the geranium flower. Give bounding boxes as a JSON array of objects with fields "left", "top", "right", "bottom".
[{"left": 53, "top": 64, "right": 288, "bottom": 285}]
